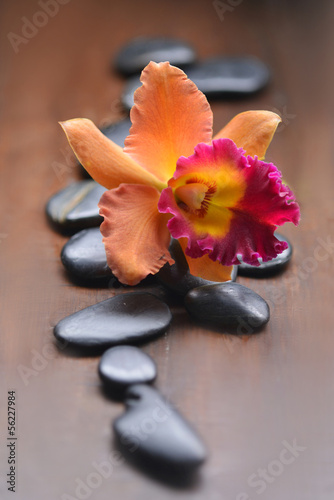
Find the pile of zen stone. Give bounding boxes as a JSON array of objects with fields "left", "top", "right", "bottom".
[{"left": 46, "top": 37, "right": 292, "bottom": 481}]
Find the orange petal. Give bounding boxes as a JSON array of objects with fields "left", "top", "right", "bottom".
[
  {"left": 213, "top": 111, "right": 281, "bottom": 159},
  {"left": 60, "top": 119, "right": 165, "bottom": 191},
  {"left": 179, "top": 238, "right": 234, "bottom": 282},
  {"left": 99, "top": 184, "right": 174, "bottom": 286},
  {"left": 124, "top": 61, "right": 213, "bottom": 183}
]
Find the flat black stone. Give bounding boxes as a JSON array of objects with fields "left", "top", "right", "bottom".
[
  {"left": 54, "top": 292, "right": 172, "bottom": 350},
  {"left": 101, "top": 118, "right": 132, "bottom": 147},
  {"left": 46, "top": 180, "right": 105, "bottom": 232},
  {"left": 99, "top": 346, "right": 157, "bottom": 397},
  {"left": 115, "top": 37, "right": 196, "bottom": 76},
  {"left": 122, "top": 56, "right": 270, "bottom": 110},
  {"left": 184, "top": 57, "right": 270, "bottom": 97},
  {"left": 237, "top": 234, "right": 293, "bottom": 277},
  {"left": 114, "top": 384, "right": 207, "bottom": 476},
  {"left": 157, "top": 238, "right": 237, "bottom": 296},
  {"left": 184, "top": 283, "right": 270, "bottom": 334},
  {"left": 61, "top": 227, "right": 112, "bottom": 281}
]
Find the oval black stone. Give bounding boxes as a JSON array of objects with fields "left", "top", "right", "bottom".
[
  {"left": 115, "top": 37, "right": 196, "bottom": 76},
  {"left": 184, "top": 283, "right": 270, "bottom": 333},
  {"left": 46, "top": 180, "right": 105, "bottom": 232},
  {"left": 61, "top": 227, "right": 113, "bottom": 282},
  {"left": 122, "top": 56, "right": 270, "bottom": 110},
  {"left": 101, "top": 118, "right": 132, "bottom": 147},
  {"left": 54, "top": 292, "right": 172, "bottom": 350},
  {"left": 114, "top": 384, "right": 207, "bottom": 476},
  {"left": 98, "top": 346, "right": 157, "bottom": 396},
  {"left": 184, "top": 56, "right": 270, "bottom": 97},
  {"left": 237, "top": 234, "right": 293, "bottom": 277},
  {"left": 121, "top": 76, "right": 143, "bottom": 110},
  {"left": 157, "top": 238, "right": 237, "bottom": 296}
]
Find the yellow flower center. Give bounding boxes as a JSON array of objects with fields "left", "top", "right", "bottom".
[
  {"left": 174, "top": 180, "right": 217, "bottom": 217},
  {"left": 175, "top": 183, "right": 207, "bottom": 209}
]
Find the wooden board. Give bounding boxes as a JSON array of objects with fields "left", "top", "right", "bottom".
[{"left": 1, "top": 0, "right": 333, "bottom": 498}]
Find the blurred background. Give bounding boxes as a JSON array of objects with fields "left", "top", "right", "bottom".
[{"left": 1, "top": 0, "right": 334, "bottom": 499}]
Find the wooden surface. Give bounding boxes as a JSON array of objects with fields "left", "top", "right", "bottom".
[{"left": 1, "top": 0, "right": 334, "bottom": 498}]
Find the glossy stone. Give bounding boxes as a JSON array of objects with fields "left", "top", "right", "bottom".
[
  {"left": 54, "top": 292, "right": 172, "bottom": 349},
  {"left": 115, "top": 37, "right": 196, "bottom": 76},
  {"left": 121, "top": 76, "right": 143, "bottom": 110},
  {"left": 46, "top": 180, "right": 105, "bottom": 231},
  {"left": 122, "top": 56, "right": 270, "bottom": 110},
  {"left": 238, "top": 234, "right": 293, "bottom": 277},
  {"left": 99, "top": 346, "right": 157, "bottom": 396},
  {"left": 101, "top": 118, "right": 132, "bottom": 147},
  {"left": 157, "top": 238, "right": 237, "bottom": 296},
  {"left": 61, "top": 227, "right": 112, "bottom": 281},
  {"left": 184, "top": 283, "right": 270, "bottom": 333},
  {"left": 185, "top": 57, "right": 270, "bottom": 97},
  {"left": 114, "top": 384, "right": 207, "bottom": 474}
]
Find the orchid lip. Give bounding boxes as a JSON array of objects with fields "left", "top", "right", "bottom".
[
  {"left": 173, "top": 178, "right": 218, "bottom": 218},
  {"left": 159, "top": 138, "right": 300, "bottom": 269},
  {"left": 60, "top": 59, "right": 297, "bottom": 285}
]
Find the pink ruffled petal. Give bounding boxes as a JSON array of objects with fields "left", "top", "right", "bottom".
[
  {"left": 158, "top": 138, "right": 300, "bottom": 267},
  {"left": 196, "top": 218, "right": 288, "bottom": 266},
  {"left": 238, "top": 155, "right": 300, "bottom": 227},
  {"left": 178, "top": 237, "right": 235, "bottom": 282},
  {"left": 159, "top": 185, "right": 199, "bottom": 246}
]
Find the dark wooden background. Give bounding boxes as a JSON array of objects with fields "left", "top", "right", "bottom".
[{"left": 1, "top": 0, "right": 334, "bottom": 499}]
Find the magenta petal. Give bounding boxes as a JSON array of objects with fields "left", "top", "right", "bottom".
[
  {"left": 196, "top": 219, "right": 288, "bottom": 266},
  {"left": 158, "top": 187, "right": 198, "bottom": 244},
  {"left": 239, "top": 155, "right": 301, "bottom": 227},
  {"left": 159, "top": 139, "right": 300, "bottom": 267}
]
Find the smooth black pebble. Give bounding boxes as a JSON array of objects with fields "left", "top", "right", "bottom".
[
  {"left": 157, "top": 238, "right": 237, "bottom": 296},
  {"left": 46, "top": 180, "right": 105, "bottom": 232},
  {"left": 54, "top": 292, "right": 172, "bottom": 350},
  {"left": 184, "top": 283, "right": 270, "bottom": 333},
  {"left": 114, "top": 384, "right": 207, "bottom": 476},
  {"left": 61, "top": 227, "right": 112, "bottom": 282},
  {"left": 122, "top": 56, "right": 270, "bottom": 110},
  {"left": 115, "top": 37, "right": 196, "bottom": 76},
  {"left": 184, "top": 57, "right": 270, "bottom": 97},
  {"left": 99, "top": 346, "right": 157, "bottom": 397},
  {"left": 238, "top": 234, "right": 293, "bottom": 277},
  {"left": 101, "top": 118, "right": 132, "bottom": 146}
]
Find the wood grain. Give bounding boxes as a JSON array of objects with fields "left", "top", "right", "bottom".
[{"left": 1, "top": 0, "right": 333, "bottom": 498}]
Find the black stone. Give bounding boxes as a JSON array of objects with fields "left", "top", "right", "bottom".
[
  {"left": 54, "top": 292, "right": 172, "bottom": 350},
  {"left": 184, "top": 283, "right": 270, "bottom": 333},
  {"left": 61, "top": 227, "right": 113, "bottom": 282},
  {"left": 114, "top": 384, "right": 207, "bottom": 476},
  {"left": 99, "top": 346, "right": 157, "bottom": 397},
  {"left": 46, "top": 180, "right": 105, "bottom": 232},
  {"left": 238, "top": 234, "right": 293, "bottom": 277},
  {"left": 122, "top": 56, "right": 270, "bottom": 110},
  {"left": 184, "top": 57, "right": 270, "bottom": 97},
  {"left": 122, "top": 76, "right": 144, "bottom": 110},
  {"left": 115, "top": 37, "right": 196, "bottom": 76},
  {"left": 101, "top": 118, "right": 132, "bottom": 147},
  {"left": 157, "top": 238, "right": 237, "bottom": 296}
]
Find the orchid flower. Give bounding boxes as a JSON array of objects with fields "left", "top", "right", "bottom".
[{"left": 60, "top": 61, "right": 300, "bottom": 286}]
